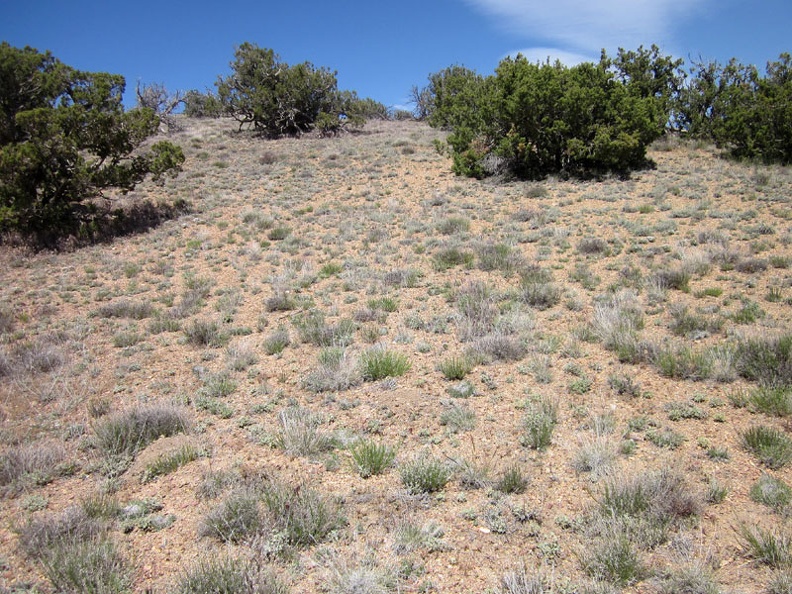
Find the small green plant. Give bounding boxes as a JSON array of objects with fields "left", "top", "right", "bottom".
[
  {"left": 93, "top": 405, "right": 190, "bottom": 458},
  {"left": 646, "top": 427, "right": 685, "bottom": 449},
  {"left": 261, "top": 479, "right": 346, "bottom": 547},
  {"left": 141, "top": 442, "right": 203, "bottom": 483},
  {"left": 582, "top": 531, "right": 645, "bottom": 586},
  {"left": 439, "top": 403, "right": 476, "bottom": 433},
  {"left": 275, "top": 407, "right": 335, "bottom": 457},
  {"left": 199, "top": 372, "right": 237, "bottom": 398},
  {"left": 438, "top": 355, "right": 473, "bottom": 380},
  {"left": 360, "top": 346, "right": 411, "bottom": 381},
  {"left": 749, "top": 386, "right": 792, "bottom": 417},
  {"left": 495, "top": 465, "right": 528, "bottom": 494},
  {"left": 175, "top": 556, "right": 289, "bottom": 594},
  {"left": 195, "top": 396, "right": 234, "bottom": 419},
  {"left": 349, "top": 439, "right": 396, "bottom": 478},
  {"left": 741, "top": 425, "right": 792, "bottom": 469},
  {"left": 199, "top": 490, "right": 262, "bottom": 543},
  {"left": 737, "top": 524, "right": 792, "bottom": 567},
  {"left": 521, "top": 398, "right": 558, "bottom": 451},
  {"left": 399, "top": 454, "right": 452, "bottom": 494},
  {"left": 263, "top": 326, "right": 290, "bottom": 355},
  {"left": 40, "top": 535, "right": 133, "bottom": 594},
  {"left": 750, "top": 473, "right": 792, "bottom": 511},
  {"left": 184, "top": 318, "right": 227, "bottom": 347}
]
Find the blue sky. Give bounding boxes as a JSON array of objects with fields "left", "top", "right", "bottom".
[{"left": 2, "top": 0, "right": 790, "bottom": 110}]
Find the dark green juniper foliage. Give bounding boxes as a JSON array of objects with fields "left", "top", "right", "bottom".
[{"left": 0, "top": 42, "right": 184, "bottom": 243}]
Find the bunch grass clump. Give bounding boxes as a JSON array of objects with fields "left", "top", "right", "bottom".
[
  {"left": 399, "top": 454, "right": 452, "bottom": 494},
  {"left": 741, "top": 425, "right": 792, "bottom": 469},
  {"left": 349, "top": 439, "right": 396, "bottom": 478},
  {"left": 360, "top": 346, "right": 411, "bottom": 381},
  {"left": 93, "top": 404, "right": 190, "bottom": 458}
]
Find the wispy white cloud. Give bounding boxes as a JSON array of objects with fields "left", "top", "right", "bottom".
[{"left": 464, "top": 0, "right": 709, "bottom": 54}]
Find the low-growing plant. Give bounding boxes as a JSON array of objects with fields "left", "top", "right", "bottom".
[
  {"left": 292, "top": 310, "right": 356, "bottom": 347},
  {"left": 735, "top": 333, "right": 792, "bottom": 387},
  {"left": 737, "top": 524, "right": 792, "bottom": 567},
  {"left": 393, "top": 520, "right": 447, "bottom": 554},
  {"left": 432, "top": 246, "right": 475, "bottom": 270},
  {"left": 96, "top": 300, "right": 155, "bottom": 320},
  {"left": 521, "top": 398, "right": 558, "bottom": 451},
  {"left": 261, "top": 479, "right": 346, "bottom": 547},
  {"left": 360, "top": 346, "right": 411, "bottom": 381},
  {"left": 184, "top": 318, "right": 228, "bottom": 347},
  {"left": 200, "top": 489, "right": 262, "bottom": 543},
  {"left": 495, "top": 465, "right": 529, "bottom": 494},
  {"left": 175, "top": 556, "right": 289, "bottom": 594},
  {"left": 439, "top": 403, "right": 476, "bottom": 433},
  {"left": 303, "top": 347, "right": 361, "bottom": 393},
  {"left": 199, "top": 371, "right": 237, "bottom": 398},
  {"left": 195, "top": 396, "right": 234, "bottom": 419},
  {"left": 767, "top": 569, "right": 792, "bottom": 594},
  {"left": 0, "top": 440, "right": 67, "bottom": 494},
  {"left": 646, "top": 427, "right": 685, "bottom": 449},
  {"left": 750, "top": 473, "right": 792, "bottom": 511},
  {"left": 582, "top": 530, "right": 645, "bottom": 586},
  {"left": 93, "top": 404, "right": 190, "bottom": 458},
  {"left": 399, "top": 454, "right": 452, "bottom": 494},
  {"left": 572, "top": 436, "right": 617, "bottom": 480},
  {"left": 655, "top": 564, "right": 721, "bottom": 594},
  {"left": 741, "top": 425, "right": 792, "bottom": 469},
  {"left": 141, "top": 442, "right": 203, "bottom": 483},
  {"left": 749, "top": 386, "right": 792, "bottom": 417},
  {"left": 438, "top": 355, "right": 473, "bottom": 380},
  {"left": 275, "top": 407, "right": 335, "bottom": 457},
  {"left": 40, "top": 534, "right": 133, "bottom": 594},
  {"left": 519, "top": 266, "right": 560, "bottom": 310},
  {"left": 349, "top": 439, "right": 396, "bottom": 478},
  {"left": 263, "top": 326, "right": 291, "bottom": 355}
]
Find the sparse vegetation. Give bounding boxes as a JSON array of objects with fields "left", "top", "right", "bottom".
[{"left": 2, "top": 82, "right": 792, "bottom": 593}]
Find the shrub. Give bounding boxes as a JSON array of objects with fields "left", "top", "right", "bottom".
[
  {"left": 736, "top": 333, "right": 792, "bottom": 387},
  {"left": 93, "top": 404, "right": 189, "bottom": 458},
  {"left": 0, "top": 42, "right": 184, "bottom": 242},
  {"left": 275, "top": 407, "right": 335, "bottom": 457},
  {"left": 439, "top": 403, "right": 477, "bottom": 433},
  {"left": 360, "top": 346, "right": 411, "bottom": 381},
  {"left": 0, "top": 440, "right": 66, "bottom": 494},
  {"left": 455, "top": 281, "right": 499, "bottom": 341},
  {"left": 184, "top": 318, "right": 227, "bottom": 347},
  {"left": 521, "top": 398, "right": 558, "bottom": 451},
  {"left": 737, "top": 524, "right": 792, "bottom": 567},
  {"left": 741, "top": 426, "right": 792, "bottom": 469},
  {"left": 292, "top": 310, "right": 355, "bottom": 347},
  {"left": 519, "top": 266, "right": 560, "bottom": 310},
  {"left": 96, "top": 300, "right": 155, "bottom": 320},
  {"left": 399, "top": 454, "right": 452, "bottom": 494},
  {"left": 750, "top": 386, "right": 792, "bottom": 417},
  {"left": 431, "top": 50, "right": 669, "bottom": 179},
  {"left": 495, "top": 465, "right": 529, "bottom": 494},
  {"left": 438, "top": 355, "right": 473, "bottom": 380},
  {"left": 200, "top": 490, "right": 262, "bottom": 543},
  {"left": 216, "top": 42, "right": 363, "bottom": 137},
  {"left": 261, "top": 479, "right": 345, "bottom": 547},
  {"left": 582, "top": 530, "right": 645, "bottom": 586},
  {"left": 141, "top": 442, "right": 202, "bottom": 483},
  {"left": 750, "top": 473, "right": 792, "bottom": 511},
  {"left": 303, "top": 348, "right": 361, "bottom": 393},
  {"left": 263, "top": 327, "right": 291, "bottom": 355},
  {"left": 40, "top": 535, "right": 132, "bottom": 594},
  {"left": 175, "top": 556, "right": 288, "bottom": 594},
  {"left": 349, "top": 440, "right": 396, "bottom": 478}
]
